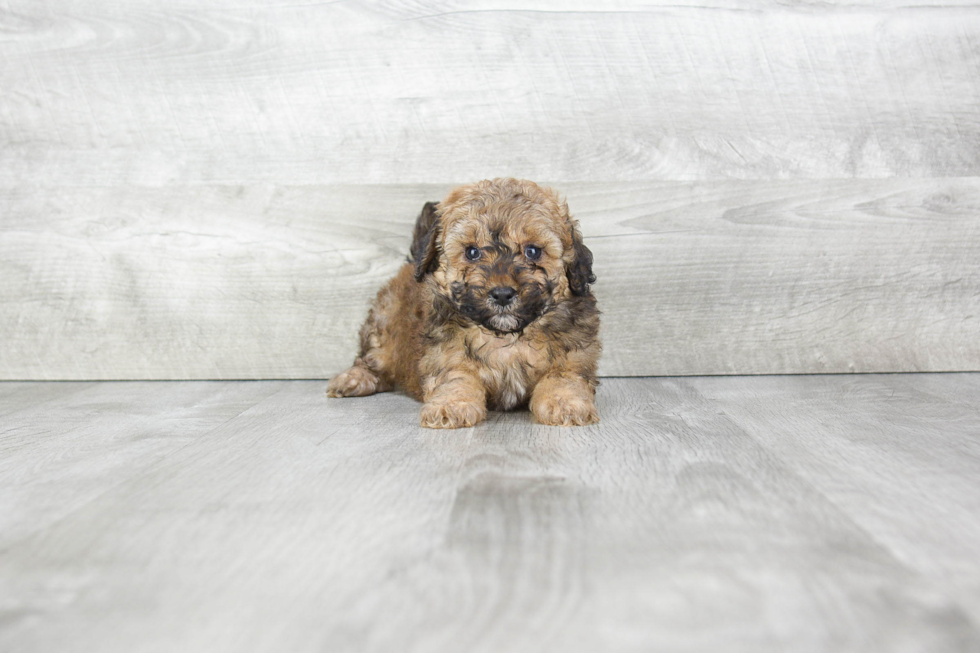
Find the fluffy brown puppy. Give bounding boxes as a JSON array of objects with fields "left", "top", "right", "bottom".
[{"left": 327, "top": 178, "right": 600, "bottom": 429}]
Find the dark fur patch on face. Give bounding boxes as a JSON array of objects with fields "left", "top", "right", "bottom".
[
  {"left": 439, "top": 243, "right": 555, "bottom": 334},
  {"left": 417, "top": 179, "right": 596, "bottom": 338},
  {"left": 451, "top": 279, "right": 552, "bottom": 334},
  {"left": 536, "top": 293, "right": 599, "bottom": 351}
]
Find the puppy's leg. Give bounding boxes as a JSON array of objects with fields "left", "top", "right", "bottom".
[
  {"left": 327, "top": 281, "right": 399, "bottom": 398},
  {"left": 326, "top": 305, "right": 392, "bottom": 398},
  {"left": 326, "top": 357, "right": 391, "bottom": 398},
  {"left": 530, "top": 373, "right": 599, "bottom": 426},
  {"left": 419, "top": 369, "right": 487, "bottom": 429}
]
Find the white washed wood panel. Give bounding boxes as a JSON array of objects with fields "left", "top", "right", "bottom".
[
  {"left": 577, "top": 179, "right": 980, "bottom": 375},
  {"left": 1, "top": 1, "right": 979, "bottom": 184},
  {"left": 1, "top": 179, "right": 977, "bottom": 379}
]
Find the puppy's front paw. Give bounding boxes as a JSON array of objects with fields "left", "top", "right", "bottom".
[
  {"left": 420, "top": 400, "right": 486, "bottom": 429},
  {"left": 327, "top": 366, "right": 380, "bottom": 398},
  {"left": 531, "top": 394, "right": 599, "bottom": 426}
]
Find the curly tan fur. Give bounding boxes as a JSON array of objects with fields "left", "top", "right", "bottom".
[{"left": 327, "top": 178, "right": 601, "bottom": 428}]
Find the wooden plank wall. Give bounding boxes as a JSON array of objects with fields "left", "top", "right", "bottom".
[{"left": 1, "top": 0, "right": 978, "bottom": 379}]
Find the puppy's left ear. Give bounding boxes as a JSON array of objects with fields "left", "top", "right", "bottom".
[
  {"left": 566, "top": 224, "right": 596, "bottom": 296},
  {"left": 411, "top": 201, "right": 441, "bottom": 281}
]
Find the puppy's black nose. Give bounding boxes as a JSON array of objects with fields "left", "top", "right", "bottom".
[{"left": 489, "top": 286, "right": 517, "bottom": 306}]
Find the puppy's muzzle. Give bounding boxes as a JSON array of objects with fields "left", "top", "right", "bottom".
[{"left": 489, "top": 286, "right": 517, "bottom": 306}]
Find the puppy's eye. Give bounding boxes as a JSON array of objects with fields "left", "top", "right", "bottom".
[
  {"left": 465, "top": 246, "right": 481, "bottom": 261},
  {"left": 524, "top": 245, "right": 542, "bottom": 260}
]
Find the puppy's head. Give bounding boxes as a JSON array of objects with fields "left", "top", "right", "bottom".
[{"left": 413, "top": 178, "right": 595, "bottom": 334}]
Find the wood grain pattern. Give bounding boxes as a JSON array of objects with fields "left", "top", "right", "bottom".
[
  {"left": 0, "top": 382, "right": 94, "bottom": 418},
  {"left": 1, "top": 1, "right": 979, "bottom": 184},
  {"left": 2, "top": 179, "right": 977, "bottom": 379},
  {"left": 689, "top": 373, "right": 980, "bottom": 624},
  {"left": 3, "top": 1, "right": 979, "bottom": 378},
  {"left": 0, "top": 380, "right": 284, "bottom": 549},
  {"left": 0, "top": 375, "right": 978, "bottom": 651}
]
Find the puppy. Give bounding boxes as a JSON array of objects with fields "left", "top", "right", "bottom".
[{"left": 327, "top": 178, "right": 600, "bottom": 428}]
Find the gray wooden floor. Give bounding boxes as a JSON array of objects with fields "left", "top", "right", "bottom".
[{"left": 1, "top": 375, "right": 979, "bottom": 652}]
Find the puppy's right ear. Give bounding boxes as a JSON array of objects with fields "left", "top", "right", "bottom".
[
  {"left": 411, "top": 201, "right": 441, "bottom": 281},
  {"left": 566, "top": 222, "right": 596, "bottom": 296}
]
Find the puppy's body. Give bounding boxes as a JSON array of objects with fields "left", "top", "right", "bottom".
[{"left": 328, "top": 178, "right": 600, "bottom": 428}]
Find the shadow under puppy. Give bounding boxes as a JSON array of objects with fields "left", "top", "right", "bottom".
[{"left": 327, "top": 178, "right": 600, "bottom": 428}]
